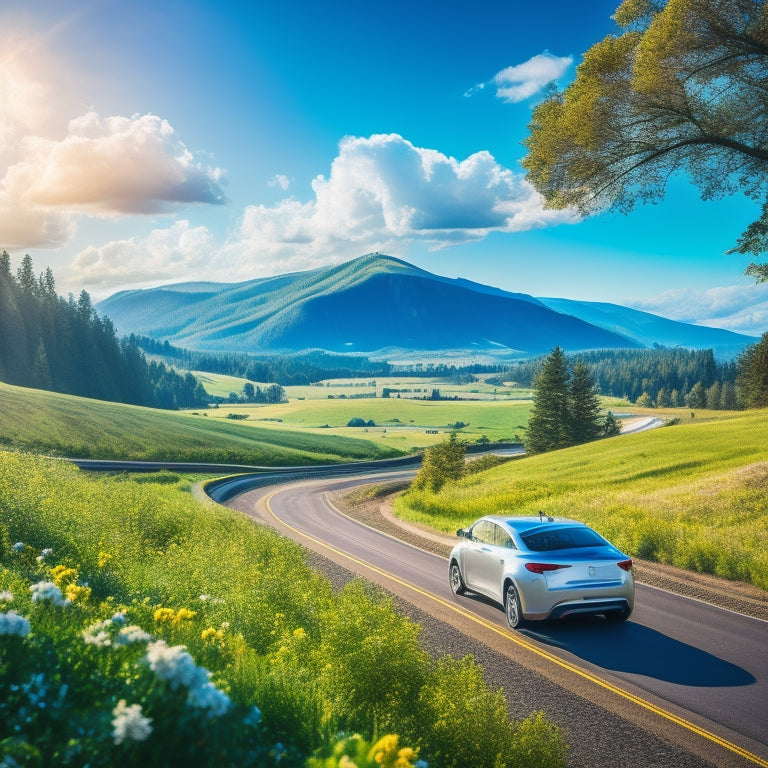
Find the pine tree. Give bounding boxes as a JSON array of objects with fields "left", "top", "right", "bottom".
[
  {"left": 526, "top": 347, "right": 571, "bottom": 454},
  {"left": 568, "top": 361, "right": 603, "bottom": 444},
  {"left": 736, "top": 333, "right": 768, "bottom": 408}
]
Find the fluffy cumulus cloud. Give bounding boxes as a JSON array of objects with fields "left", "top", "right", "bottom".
[
  {"left": 628, "top": 284, "right": 768, "bottom": 337},
  {"left": 67, "top": 220, "right": 217, "bottom": 291},
  {"left": 226, "top": 133, "right": 578, "bottom": 271},
  {"left": 0, "top": 110, "right": 226, "bottom": 250},
  {"left": 466, "top": 52, "right": 573, "bottom": 103},
  {"left": 70, "top": 134, "right": 578, "bottom": 291}
]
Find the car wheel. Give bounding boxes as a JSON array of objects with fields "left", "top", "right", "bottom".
[
  {"left": 449, "top": 560, "right": 466, "bottom": 595},
  {"left": 607, "top": 604, "right": 632, "bottom": 622},
  {"left": 504, "top": 582, "right": 526, "bottom": 629}
]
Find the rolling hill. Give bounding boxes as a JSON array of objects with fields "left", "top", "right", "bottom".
[{"left": 97, "top": 253, "right": 758, "bottom": 359}]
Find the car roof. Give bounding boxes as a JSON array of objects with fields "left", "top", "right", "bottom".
[{"left": 482, "top": 515, "right": 586, "bottom": 536}]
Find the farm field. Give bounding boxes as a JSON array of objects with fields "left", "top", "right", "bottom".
[{"left": 397, "top": 408, "right": 768, "bottom": 590}]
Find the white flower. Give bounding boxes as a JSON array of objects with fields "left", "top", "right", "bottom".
[
  {"left": 83, "top": 620, "right": 113, "bottom": 647},
  {"left": 36, "top": 547, "right": 54, "bottom": 563},
  {"left": 116, "top": 625, "right": 152, "bottom": 645},
  {"left": 145, "top": 640, "right": 231, "bottom": 716},
  {"left": 0, "top": 591, "right": 13, "bottom": 602},
  {"left": 187, "top": 681, "right": 231, "bottom": 717},
  {"left": 12, "top": 542, "right": 24, "bottom": 552},
  {"left": 111, "top": 612, "right": 126, "bottom": 624},
  {"left": 0, "top": 610, "right": 31, "bottom": 637},
  {"left": 244, "top": 705, "right": 261, "bottom": 726},
  {"left": 29, "top": 581, "right": 69, "bottom": 607},
  {"left": 112, "top": 699, "right": 153, "bottom": 745},
  {"left": 145, "top": 640, "right": 208, "bottom": 690}
]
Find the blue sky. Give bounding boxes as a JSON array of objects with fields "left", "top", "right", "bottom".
[{"left": 1, "top": 0, "right": 766, "bottom": 336}]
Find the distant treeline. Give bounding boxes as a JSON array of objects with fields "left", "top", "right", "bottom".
[
  {"left": 503, "top": 348, "right": 741, "bottom": 409},
  {"left": 0, "top": 254, "right": 208, "bottom": 410},
  {"left": 134, "top": 336, "right": 505, "bottom": 385}
]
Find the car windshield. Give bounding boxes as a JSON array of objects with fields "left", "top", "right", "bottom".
[{"left": 521, "top": 526, "right": 606, "bottom": 552}]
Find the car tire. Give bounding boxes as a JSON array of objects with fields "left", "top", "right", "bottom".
[
  {"left": 449, "top": 560, "right": 466, "bottom": 595},
  {"left": 607, "top": 604, "right": 632, "bottom": 622},
  {"left": 504, "top": 581, "right": 526, "bottom": 629}
]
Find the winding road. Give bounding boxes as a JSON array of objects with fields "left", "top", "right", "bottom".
[{"left": 219, "top": 471, "right": 768, "bottom": 768}]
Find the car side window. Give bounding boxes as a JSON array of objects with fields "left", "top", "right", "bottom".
[
  {"left": 471, "top": 521, "right": 492, "bottom": 544},
  {"left": 494, "top": 525, "right": 515, "bottom": 549}
]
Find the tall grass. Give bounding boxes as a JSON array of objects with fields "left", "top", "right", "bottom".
[
  {"left": 0, "top": 452, "right": 566, "bottom": 767},
  {"left": 396, "top": 411, "right": 768, "bottom": 590}
]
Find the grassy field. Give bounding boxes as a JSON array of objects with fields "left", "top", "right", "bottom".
[
  {"left": 0, "top": 382, "right": 400, "bottom": 464},
  {"left": 208, "top": 396, "right": 533, "bottom": 453},
  {"left": 396, "top": 409, "right": 768, "bottom": 590},
  {"left": 196, "top": 371, "right": 535, "bottom": 402}
]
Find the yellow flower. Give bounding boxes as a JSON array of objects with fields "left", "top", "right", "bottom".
[
  {"left": 50, "top": 565, "right": 78, "bottom": 588},
  {"left": 293, "top": 627, "right": 306, "bottom": 640},
  {"left": 97, "top": 551, "right": 113, "bottom": 568},
  {"left": 368, "top": 736, "right": 419, "bottom": 768},
  {"left": 65, "top": 583, "right": 91, "bottom": 604},
  {"left": 154, "top": 607, "right": 176, "bottom": 624}
]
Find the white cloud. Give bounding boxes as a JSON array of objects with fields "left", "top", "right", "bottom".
[
  {"left": 67, "top": 220, "right": 216, "bottom": 292},
  {"left": 226, "top": 133, "right": 578, "bottom": 268},
  {"left": 0, "top": 109, "right": 226, "bottom": 250},
  {"left": 268, "top": 174, "right": 291, "bottom": 191},
  {"left": 467, "top": 52, "right": 572, "bottom": 103},
  {"left": 627, "top": 285, "right": 768, "bottom": 337}
]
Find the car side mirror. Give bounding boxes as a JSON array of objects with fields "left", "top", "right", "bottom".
[{"left": 456, "top": 527, "right": 470, "bottom": 538}]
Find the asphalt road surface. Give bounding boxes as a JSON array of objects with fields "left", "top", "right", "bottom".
[{"left": 222, "top": 473, "right": 768, "bottom": 768}]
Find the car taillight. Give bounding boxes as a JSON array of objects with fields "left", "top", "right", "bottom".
[
  {"left": 525, "top": 563, "right": 572, "bottom": 574},
  {"left": 617, "top": 559, "right": 633, "bottom": 571}
]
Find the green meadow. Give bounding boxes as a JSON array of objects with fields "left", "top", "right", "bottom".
[
  {"left": 397, "top": 409, "right": 768, "bottom": 590},
  {"left": 0, "top": 382, "right": 399, "bottom": 464}
]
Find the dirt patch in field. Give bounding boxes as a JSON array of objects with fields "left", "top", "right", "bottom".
[{"left": 329, "top": 484, "right": 768, "bottom": 622}]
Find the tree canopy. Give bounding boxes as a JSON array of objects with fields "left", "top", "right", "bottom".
[{"left": 522, "top": 0, "right": 768, "bottom": 281}]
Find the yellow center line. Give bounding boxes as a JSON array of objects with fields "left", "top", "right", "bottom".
[{"left": 264, "top": 491, "right": 768, "bottom": 768}]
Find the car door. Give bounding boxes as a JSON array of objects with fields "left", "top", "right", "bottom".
[{"left": 463, "top": 521, "right": 507, "bottom": 601}]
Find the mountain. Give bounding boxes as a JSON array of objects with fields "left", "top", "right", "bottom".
[
  {"left": 537, "top": 298, "right": 758, "bottom": 361},
  {"left": 96, "top": 253, "right": 757, "bottom": 360}
]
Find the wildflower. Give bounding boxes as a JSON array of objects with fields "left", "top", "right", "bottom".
[
  {"left": 29, "top": 581, "right": 69, "bottom": 607},
  {"left": 368, "top": 735, "right": 423, "bottom": 768},
  {"left": 145, "top": 640, "right": 231, "bottom": 716},
  {"left": 111, "top": 612, "right": 126, "bottom": 624},
  {"left": 83, "top": 619, "right": 113, "bottom": 647},
  {"left": 187, "top": 680, "right": 231, "bottom": 717},
  {"left": 50, "top": 565, "right": 78, "bottom": 588},
  {"left": 0, "top": 610, "right": 31, "bottom": 637},
  {"left": 112, "top": 699, "right": 153, "bottom": 745},
  {"left": 0, "top": 590, "right": 13, "bottom": 602},
  {"left": 36, "top": 547, "right": 53, "bottom": 563},
  {"left": 145, "top": 640, "right": 209, "bottom": 690},
  {"left": 21, "top": 673, "right": 47, "bottom": 707},
  {"left": 116, "top": 625, "right": 152, "bottom": 645},
  {"left": 65, "top": 583, "right": 92, "bottom": 604},
  {"left": 244, "top": 705, "right": 261, "bottom": 727},
  {"left": 12, "top": 542, "right": 24, "bottom": 552},
  {"left": 97, "top": 550, "right": 113, "bottom": 568}
]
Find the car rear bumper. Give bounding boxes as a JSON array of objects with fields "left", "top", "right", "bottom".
[{"left": 526, "top": 597, "right": 631, "bottom": 621}]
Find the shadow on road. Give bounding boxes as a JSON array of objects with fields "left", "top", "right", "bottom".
[{"left": 523, "top": 618, "right": 755, "bottom": 687}]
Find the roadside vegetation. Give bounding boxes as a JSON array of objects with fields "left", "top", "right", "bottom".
[
  {"left": 397, "top": 410, "right": 768, "bottom": 590},
  {"left": 0, "top": 453, "right": 567, "bottom": 767}
]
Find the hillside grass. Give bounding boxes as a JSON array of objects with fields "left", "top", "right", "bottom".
[
  {"left": 0, "top": 452, "right": 566, "bottom": 766},
  {"left": 0, "top": 382, "right": 400, "bottom": 464},
  {"left": 396, "top": 409, "right": 768, "bottom": 590}
]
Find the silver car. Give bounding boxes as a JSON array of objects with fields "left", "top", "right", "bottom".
[{"left": 449, "top": 514, "right": 634, "bottom": 629}]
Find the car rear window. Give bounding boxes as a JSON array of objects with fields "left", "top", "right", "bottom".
[{"left": 521, "top": 527, "right": 606, "bottom": 552}]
